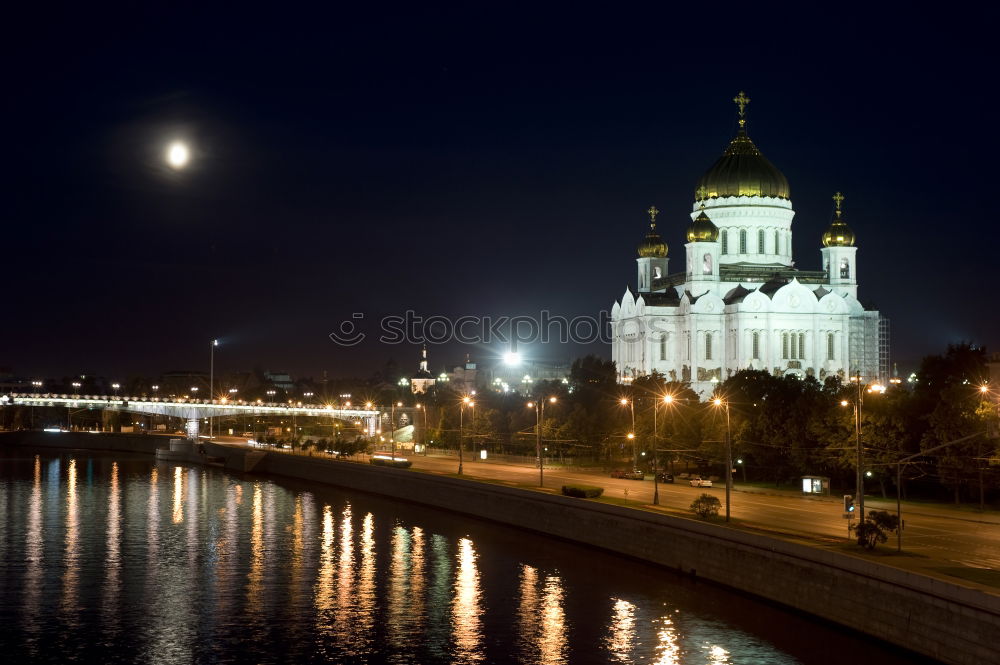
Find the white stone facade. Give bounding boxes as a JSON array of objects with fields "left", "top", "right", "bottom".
[{"left": 610, "top": 194, "right": 885, "bottom": 395}]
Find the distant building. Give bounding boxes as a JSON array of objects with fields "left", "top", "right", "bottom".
[
  {"left": 410, "top": 345, "right": 436, "bottom": 394},
  {"left": 263, "top": 371, "right": 294, "bottom": 392}
]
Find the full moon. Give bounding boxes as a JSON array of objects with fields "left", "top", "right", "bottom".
[{"left": 166, "top": 141, "right": 190, "bottom": 169}]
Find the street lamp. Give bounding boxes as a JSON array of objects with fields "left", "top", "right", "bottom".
[
  {"left": 712, "top": 397, "right": 733, "bottom": 523},
  {"left": 527, "top": 396, "right": 557, "bottom": 487},
  {"left": 390, "top": 401, "right": 403, "bottom": 460},
  {"left": 209, "top": 339, "right": 219, "bottom": 439},
  {"left": 266, "top": 389, "right": 276, "bottom": 404},
  {"left": 111, "top": 383, "right": 120, "bottom": 397},
  {"left": 72, "top": 381, "right": 81, "bottom": 396},
  {"left": 459, "top": 396, "right": 475, "bottom": 475},
  {"left": 619, "top": 397, "right": 637, "bottom": 467},
  {"left": 844, "top": 372, "right": 884, "bottom": 522},
  {"left": 652, "top": 394, "right": 674, "bottom": 506}
]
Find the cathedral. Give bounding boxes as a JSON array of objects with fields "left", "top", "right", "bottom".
[{"left": 610, "top": 92, "right": 888, "bottom": 395}]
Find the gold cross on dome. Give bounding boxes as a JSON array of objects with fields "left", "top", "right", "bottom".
[
  {"left": 647, "top": 205, "right": 659, "bottom": 226},
  {"left": 832, "top": 191, "right": 845, "bottom": 217},
  {"left": 733, "top": 91, "right": 750, "bottom": 127},
  {"left": 696, "top": 185, "right": 709, "bottom": 201}
]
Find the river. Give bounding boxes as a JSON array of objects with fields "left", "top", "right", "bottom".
[{"left": 0, "top": 449, "right": 924, "bottom": 664}]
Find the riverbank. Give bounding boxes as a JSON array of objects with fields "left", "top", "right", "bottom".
[{"left": 4, "top": 430, "right": 997, "bottom": 664}]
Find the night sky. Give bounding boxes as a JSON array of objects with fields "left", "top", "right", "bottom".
[{"left": 4, "top": 6, "right": 997, "bottom": 381}]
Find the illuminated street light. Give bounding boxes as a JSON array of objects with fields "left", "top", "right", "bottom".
[
  {"left": 712, "top": 397, "right": 733, "bottom": 522},
  {"left": 503, "top": 351, "right": 521, "bottom": 366},
  {"left": 619, "top": 397, "right": 636, "bottom": 466},
  {"left": 527, "top": 396, "right": 557, "bottom": 486},
  {"left": 651, "top": 393, "right": 676, "bottom": 505}
]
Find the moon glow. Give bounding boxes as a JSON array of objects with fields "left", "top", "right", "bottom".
[{"left": 166, "top": 141, "right": 190, "bottom": 169}]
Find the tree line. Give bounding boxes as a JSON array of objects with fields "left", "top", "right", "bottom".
[{"left": 416, "top": 344, "right": 998, "bottom": 505}]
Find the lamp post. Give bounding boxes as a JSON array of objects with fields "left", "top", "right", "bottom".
[
  {"left": 208, "top": 339, "right": 219, "bottom": 439},
  {"left": 390, "top": 401, "right": 402, "bottom": 460},
  {"left": 652, "top": 394, "right": 674, "bottom": 506},
  {"left": 111, "top": 383, "right": 120, "bottom": 397},
  {"left": 712, "top": 397, "right": 732, "bottom": 523},
  {"left": 844, "top": 373, "right": 885, "bottom": 522},
  {"left": 527, "top": 396, "right": 557, "bottom": 487},
  {"left": 620, "top": 397, "right": 636, "bottom": 467},
  {"left": 459, "top": 396, "right": 474, "bottom": 475}
]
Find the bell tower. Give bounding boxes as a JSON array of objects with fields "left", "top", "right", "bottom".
[
  {"left": 820, "top": 191, "right": 858, "bottom": 298},
  {"left": 636, "top": 205, "right": 668, "bottom": 293}
]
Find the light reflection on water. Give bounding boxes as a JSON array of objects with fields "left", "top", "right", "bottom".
[{"left": 0, "top": 451, "right": 925, "bottom": 665}]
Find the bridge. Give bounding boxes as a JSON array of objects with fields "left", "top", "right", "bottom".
[{"left": 4, "top": 394, "right": 380, "bottom": 439}]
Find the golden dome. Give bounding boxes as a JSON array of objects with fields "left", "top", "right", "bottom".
[
  {"left": 822, "top": 191, "right": 856, "bottom": 247},
  {"left": 686, "top": 207, "right": 719, "bottom": 242},
  {"left": 637, "top": 205, "right": 668, "bottom": 258},
  {"left": 638, "top": 224, "right": 668, "bottom": 257},
  {"left": 694, "top": 92, "right": 789, "bottom": 200}
]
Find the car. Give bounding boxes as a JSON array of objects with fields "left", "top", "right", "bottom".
[
  {"left": 655, "top": 472, "right": 674, "bottom": 483},
  {"left": 611, "top": 469, "right": 645, "bottom": 480},
  {"left": 689, "top": 477, "right": 713, "bottom": 487}
]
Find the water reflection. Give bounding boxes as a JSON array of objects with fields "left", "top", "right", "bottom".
[
  {"left": 606, "top": 598, "right": 637, "bottom": 663},
  {"left": 22, "top": 455, "right": 43, "bottom": 654},
  {"left": 0, "top": 452, "right": 917, "bottom": 665},
  {"left": 103, "top": 462, "right": 122, "bottom": 640},
  {"left": 388, "top": 524, "right": 410, "bottom": 651},
  {"left": 357, "top": 512, "right": 376, "bottom": 642},
  {"left": 172, "top": 465, "right": 183, "bottom": 523},
  {"left": 247, "top": 483, "right": 264, "bottom": 621},
  {"left": 517, "top": 565, "right": 567, "bottom": 664},
  {"left": 314, "top": 504, "right": 335, "bottom": 644},
  {"left": 61, "top": 458, "right": 79, "bottom": 619},
  {"left": 653, "top": 612, "right": 681, "bottom": 665},
  {"left": 452, "top": 537, "right": 484, "bottom": 664}
]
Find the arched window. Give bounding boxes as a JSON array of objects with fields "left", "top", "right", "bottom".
[
  {"left": 758, "top": 229, "right": 766, "bottom": 254},
  {"left": 705, "top": 333, "right": 713, "bottom": 360},
  {"left": 659, "top": 334, "right": 668, "bottom": 361},
  {"left": 720, "top": 229, "right": 728, "bottom": 254},
  {"left": 703, "top": 253, "right": 712, "bottom": 275},
  {"left": 782, "top": 332, "right": 789, "bottom": 359},
  {"left": 774, "top": 229, "right": 780, "bottom": 254},
  {"left": 840, "top": 258, "right": 850, "bottom": 279},
  {"left": 799, "top": 333, "right": 806, "bottom": 360},
  {"left": 790, "top": 332, "right": 797, "bottom": 360},
  {"left": 752, "top": 331, "right": 760, "bottom": 360},
  {"left": 827, "top": 333, "right": 835, "bottom": 361},
  {"left": 739, "top": 229, "right": 747, "bottom": 254}
]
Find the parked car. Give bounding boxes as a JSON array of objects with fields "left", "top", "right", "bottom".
[
  {"left": 655, "top": 472, "right": 674, "bottom": 483},
  {"left": 611, "top": 469, "right": 645, "bottom": 480},
  {"left": 689, "top": 477, "right": 713, "bottom": 487}
]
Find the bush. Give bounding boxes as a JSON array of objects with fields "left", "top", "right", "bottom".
[
  {"left": 855, "top": 510, "right": 900, "bottom": 550},
  {"left": 690, "top": 493, "right": 721, "bottom": 519},
  {"left": 369, "top": 457, "right": 412, "bottom": 469},
  {"left": 561, "top": 484, "right": 604, "bottom": 498}
]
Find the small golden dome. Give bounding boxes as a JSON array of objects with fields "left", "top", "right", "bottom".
[
  {"left": 686, "top": 207, "right": 719, "bottom": 242},
  {"left": 637, "top": 205, "right": 668, "bottom": 258},
  {"left": 822, "top": 191, "right": 856, "bottom": 247},
  {"left": 638, "top": 225, "right": 668, "bottom": 257}
]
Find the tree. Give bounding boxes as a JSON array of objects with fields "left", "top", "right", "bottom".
[
  {"left": 855, "top": 510, "right": 899, "bottom": 550},
  {"left": 690, "top": 493, "right": 721, "bottom": 519}
]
